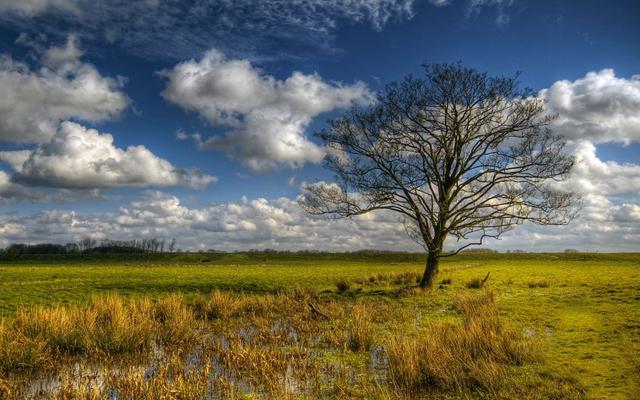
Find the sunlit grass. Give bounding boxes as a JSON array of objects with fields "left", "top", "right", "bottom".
[{"left": 0, "top": 252, "right": 638, "bottom": 398}]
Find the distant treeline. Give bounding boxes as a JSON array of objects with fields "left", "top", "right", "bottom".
[
  {"left": 0, "top": 241, "right": 586, "bottom": 256},
  {"left": 0, "top": 238, "right": 177, "bottom": 255}
]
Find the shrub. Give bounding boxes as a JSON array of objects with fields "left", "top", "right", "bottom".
[
  {"left": 466, "top": 273, "right": 490, "bottom": 289},
  {"left": 466, "top": 278, "right": 484, "bottom": 289},
  {"left": 336, "top": 279, "right": 351, "bottom": 292}
]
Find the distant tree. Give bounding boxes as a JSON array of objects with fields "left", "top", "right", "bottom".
[
  {"left": 301, "top": 63, "right": 577, "bottom": 289},
  {"left": 168, "top": 238, "right": 177, "bottom": 253},
  {"left": 460, "top": 248, "right": 498, "bottom": 254},
  {"left": 78, "top": 238, "right": 96, "bottom": 251}
]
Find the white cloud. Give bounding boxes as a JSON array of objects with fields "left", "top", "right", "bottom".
[
  {"left": 0, "top": 191, "right": 413, "bottom": 251},
  {"left": 0, "top": 0, "right": 79, "bottom": 16},
  {"left": 0, "top": 169, "right": 109, "bottom": 203},
  {"left": 557, "top": 141, "right": 640, "bottom": 195},
  {"left": 466, "top": 0, "right": 515, "bottom": 26},
  {"left": 2, "top": 188, "right": 639, "bottom": 252},
  {"left": 428, "top": 0, "right": 451, "bottom": 6},
  {"left": 0, "top": 35, "right": 129, "bottom": 143},
  {"left": 0, "top": 0, "right": 417, "bottom": 60},
  {"left": 494, "top": 192, "right": 640, "bottom": 252},
  {"left": 0, "top": 170, "right": 44, "bottom": 202},
  {"left": 162, "top": 50, "right": 374, "bottom": 171},
  {"left": 541, "top": 69, "right": 640, "bottom": 144},
  {"left": 0, "top": 121, "right": 216, "bottom": 189}
]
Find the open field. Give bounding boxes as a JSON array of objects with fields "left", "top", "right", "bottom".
[{"left": 0, "top": 253, "right": 639, "bottom": 399}]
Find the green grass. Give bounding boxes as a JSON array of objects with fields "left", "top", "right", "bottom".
[{"left": 1, "top": 252, "right": 639, "bottom": 399}]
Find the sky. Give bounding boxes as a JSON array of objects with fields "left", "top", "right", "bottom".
[{"left": 0, "top": 0, "right": 639, "bottom": 252}]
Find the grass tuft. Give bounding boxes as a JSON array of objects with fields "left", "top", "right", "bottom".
[
  {"left": 193, "top": 289, "right": 239, "bottom": 320},
  {"left": 346, "top": 303, "right": 375, "bottom": 352},
  {"left": 527, "top": 278, "right": 550, "bottom": 288},
  {"left": 440, "top": 277, "right": 452, "bottom": 285}
]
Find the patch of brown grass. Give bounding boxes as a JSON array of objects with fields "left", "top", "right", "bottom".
[
  {"left": 0, "top": 293, "right": 200, "bottom": 375},
  {"left": 193, "top": 289, "right": 240, "bottom": 320},
  {"left": 346, "top": 303, "right": 375, "bottom": 352},
  {"left": 386, "top": 290, "right": 533, "bottom": 395}
]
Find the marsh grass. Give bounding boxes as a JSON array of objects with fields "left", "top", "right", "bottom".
[
  {"left": 0, "top": 288, "right": 588, "bottom": 400},
  {"left": 387, "top": 290, "right": 533, "bottom": 396},
  {"left": 346, "top": 303, "right": 375, "bottom": 352},
  {"left": 192, "top": 289, "right": 240, "bottom": 320},
  {"left": 0, "top": 294, "right": 200, "bottom": 378},
  {"left": 2, "top": 252, "right": 633, "bottom": 398}
]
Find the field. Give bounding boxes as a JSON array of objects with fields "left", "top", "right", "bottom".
[{"left": 0, "top": 252, "right": 638, "bottom": 399}]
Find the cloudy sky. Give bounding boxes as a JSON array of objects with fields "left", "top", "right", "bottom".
[{"left": 0, "top": 0, "right": 639, "bottom": 252}]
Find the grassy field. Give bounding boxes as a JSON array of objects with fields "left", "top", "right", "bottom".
[{"left": 0, "top": 252, "right": 638, "bottom": 399}]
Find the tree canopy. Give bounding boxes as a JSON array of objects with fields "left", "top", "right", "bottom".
[{"left": 301, "top": 63, "right": 577, "bottom": 288}]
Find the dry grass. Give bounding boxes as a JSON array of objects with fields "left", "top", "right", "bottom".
[
  {"left": 0, "top": 294, "right": 200, "bottom": 377},
  {"left": 346, "top": 303, "right": 375, "bottom": 352},
  {"left": 0, "top": 288, "right": 588, "bottom": 399},
  {"left": 192, "top": 289, "right": 240, "bottom": 320},
  {"left": 527, "top": 278, "right": 550, "bottom": 288},
  {"left": 387, "top": 290, "right": 533, "bottom": 396}
]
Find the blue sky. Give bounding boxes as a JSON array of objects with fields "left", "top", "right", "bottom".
[{"left": 0, "top": 0, "right": 639, "bottom": 251}]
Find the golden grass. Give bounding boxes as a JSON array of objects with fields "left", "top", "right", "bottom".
[
  {"left": 346, "top": 303, "right": 375, "bottom": 352},
  {"left": 354, "top": 271, "right": 422, "bottom": 286},
  {"left": 386, "top": 290, "right": 532, "bottom": 395},
  {"left": 192, "top": 289, "right": 241, "bottom": 320},
  {"left": 0, "top": 288, "right": 588, "bottom": 399},
  {"left": 0, "top": 294, "right": 200, "bottom": 377}
]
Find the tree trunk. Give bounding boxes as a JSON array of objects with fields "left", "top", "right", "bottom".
[{"left": 419, "top": 251, "right": 439, "bottom": 289}]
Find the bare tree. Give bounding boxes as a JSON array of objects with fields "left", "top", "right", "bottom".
[{"left": 300, "top": 63, "right": 577, "bottom": 289}]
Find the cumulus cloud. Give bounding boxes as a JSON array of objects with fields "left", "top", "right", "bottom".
[
  {"left": 1, "top": 189, "right": 639, "bottom": 252},
  {"left": 0, "top": 121, "right": 216, "bottom": 189},
  {"left": 557, "top": 141, "right": 640, "bottom": 195},
  {"left": 0, "top": 169, "right": 109, "bottom": 203},
  {"left": 0, "top": 35, "right": 128, "bottom": 143},
  {"left": 0, "top": 191, "right": 412, "bottom": 251},
  {"left": 494, "top": 192, "right": 640, "bottom": 252},
  {"left": 0, "top": 170, "right": 44, "bottom": 202},
  {"left": 162, "top": 50, "right": 374, "bottom": 171},
  {"left": 0, "top": 0, "right": 417, "bottom": 60},
  {"left": 490, "top": 68, "right": 640, "bottom": 250},
  {"left": 541, "top": 69, "right": 640, "bottom": 144}
]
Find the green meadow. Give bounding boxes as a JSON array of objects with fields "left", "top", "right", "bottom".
[{"left": 0, "top": 252, "right": 638, "bottom": 399}]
